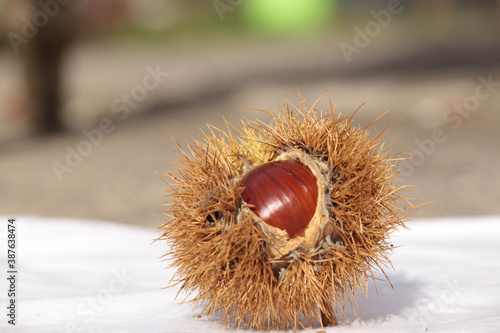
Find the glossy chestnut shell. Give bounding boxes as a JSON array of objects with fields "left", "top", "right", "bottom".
[{"left": 239, "top": 160, "right": 318, "bottom": 238}]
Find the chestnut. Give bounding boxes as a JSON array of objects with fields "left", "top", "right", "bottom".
[
  {"left": 159, "top": 93, "right": 415, "bottom": 330},
  {"left": 239, "top": 160, "right": 318, "bottom": 238}
]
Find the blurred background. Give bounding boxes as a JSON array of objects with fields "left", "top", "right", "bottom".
[{"left": 0, "top": 0, "right": 499, "bottom": 228}]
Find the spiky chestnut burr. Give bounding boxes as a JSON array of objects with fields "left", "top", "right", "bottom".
[{"left": 159, "top": 92, "right": 415, "bottom": 330}]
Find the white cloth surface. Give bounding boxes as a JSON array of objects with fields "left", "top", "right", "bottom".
[{"left": 0, "top": 215, "right": 499, "bottom": 333}]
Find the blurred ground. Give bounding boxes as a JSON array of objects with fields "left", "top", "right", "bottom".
[{"left": 1, "top": 5, "right": 500, "bottom": 228}]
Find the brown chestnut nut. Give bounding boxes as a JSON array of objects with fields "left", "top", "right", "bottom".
[{"left": 239, "top": 160, "right": 318, "bottom": 238}]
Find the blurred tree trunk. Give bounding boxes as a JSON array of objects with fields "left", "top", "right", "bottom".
[{"left": 22, "top": 0, "right": 76, "bottom": 135}]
